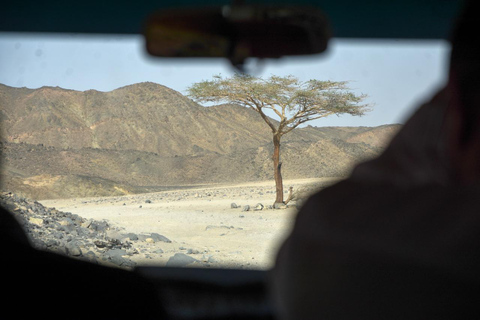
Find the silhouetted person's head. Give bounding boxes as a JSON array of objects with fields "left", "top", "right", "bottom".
[
  {"left": 445, "top": 0, "right": 480, "bottom": 184},
  {"left": 449, "top": 0, "right": 480, "bottom": 142}
]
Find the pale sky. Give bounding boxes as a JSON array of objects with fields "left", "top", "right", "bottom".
[{"left": 0, "top": 33, "right": 450, "bottom": 127}]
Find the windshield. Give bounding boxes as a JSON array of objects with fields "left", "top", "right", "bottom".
[{"left": 0, "top": 33, "right": 449, "bottom": 270}]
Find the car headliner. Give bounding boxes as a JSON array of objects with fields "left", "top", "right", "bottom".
[{"left": 1, "top": 0, "right": 463, "bottom": 40}]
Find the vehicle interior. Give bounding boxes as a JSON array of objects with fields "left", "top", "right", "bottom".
[{"left": 0, "top": 0, "right": 466, "bottom": 319}]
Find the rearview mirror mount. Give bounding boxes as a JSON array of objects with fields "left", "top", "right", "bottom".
[{"left": 143, "top": 4, "right": 331, "bottom": 72}]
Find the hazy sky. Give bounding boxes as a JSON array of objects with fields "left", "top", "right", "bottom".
[{"left": 0, "top": 33, "right": 450, "bottom": 127}]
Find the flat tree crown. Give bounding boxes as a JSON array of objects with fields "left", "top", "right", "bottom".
[{"left": 187, "top": 74, "right": 371, "bottom": 136}]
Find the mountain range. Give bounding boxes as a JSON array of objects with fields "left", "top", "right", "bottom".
[{"left": 0, "top": 82, "right": 400, "bottom": 199}]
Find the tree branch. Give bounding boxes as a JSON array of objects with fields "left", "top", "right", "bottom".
[
  {"left": 281, "top": 111, "right": 336, "bottom": 135},
  {"left": 256, "top": 108, "right": 278, "bottom": 134}
]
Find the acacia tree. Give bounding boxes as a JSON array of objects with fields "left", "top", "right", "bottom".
[{"left": 187, "top": 74, "right": 371, "bottom": 206}]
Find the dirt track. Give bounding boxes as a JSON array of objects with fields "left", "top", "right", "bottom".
[{"left": 40, "top": 178, "right": 338, "bottom": 269}]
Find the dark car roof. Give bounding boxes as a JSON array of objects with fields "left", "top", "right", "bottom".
[{"left": 1, "top": 0, "right": 463, "bottom": 40}]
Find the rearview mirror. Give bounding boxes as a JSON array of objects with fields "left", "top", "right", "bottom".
[{"left": 143, "top": 5, "right": 331, "bottom": 70}]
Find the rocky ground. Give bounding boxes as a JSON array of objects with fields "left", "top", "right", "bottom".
[
  {"left": 1, "top": 178, "right": 338, "bottom": 270},
  {"left": 1, "top": 192, "right": 149, "bottom": 269}
]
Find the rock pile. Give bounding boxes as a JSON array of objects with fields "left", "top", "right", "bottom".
[{"left": 0, "top": 192, "right": 158, "bottom": 270}]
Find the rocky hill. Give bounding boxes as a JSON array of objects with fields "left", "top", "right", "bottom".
[
  {"left": 1, "top": 82, "right": 313, "bottom": 156},
  {"left": 0, "top": 82, "right": 400, "bottom": 199}
]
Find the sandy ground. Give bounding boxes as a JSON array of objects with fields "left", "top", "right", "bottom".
[{"left": 40, "top": 178, "right": 339, "bottom": 270}]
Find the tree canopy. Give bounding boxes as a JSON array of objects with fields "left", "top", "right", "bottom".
[{"left": 187, "top": 74, "right": 371, "bottom": 137}]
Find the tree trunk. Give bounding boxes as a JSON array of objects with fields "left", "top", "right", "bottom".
[{"left": 273, "top": 134, "right": 284, "bottom": 205}]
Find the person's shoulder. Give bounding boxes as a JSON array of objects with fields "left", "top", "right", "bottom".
[
  {"left": 303, "top": 179, "right": 397, "bottom": 209},
  {"left": 296, "top": 179, "right": 480, "bottom": 237},
  {"left": 296, "top": 179, "right": 455, "bottom": 229},
  {"left": 305, "top": 178, "right": 453, "bottom": 207}
]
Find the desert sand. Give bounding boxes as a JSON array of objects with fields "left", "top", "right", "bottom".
[{"left": 40, "top": 178, "right": 339, "bottom": 270}]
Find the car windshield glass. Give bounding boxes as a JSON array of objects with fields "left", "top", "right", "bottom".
[{"left": 0, "top": 33, "right": 449, "bottom": 270}]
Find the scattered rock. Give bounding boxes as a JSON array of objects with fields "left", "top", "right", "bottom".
[
  {"left": 166, "top": 253, "right": 198, "bottom": 267},
  {"left": 83, "top": 251, "right": 98, "bottom": 263},
  {"left": 274, "top": 202, "right": 287, "bottom": 209},
  {"left": 89, "top": 220, "right": 109, "bottom": 232},
  {"left": 230, "top": 203, "right": 238, "bottom": 209},
  {"left": 105, "top": 248, "right": 127, "bottom": 260},
  {"left": 123, "top": 232, "right": 138, "bottom": 241},
  {"left": 242, "top": 205, "right": 250, "bottom": 212},
  {"left": 205, "top": 225, "right": 234, "bottom": 231},
  {"left": 254, "top": 203, "right": 264, "bottom": 211},
  {"left": 0, "top": 192, "right": 136, "bottom": 270},
  {"left": 65, "top": 241, "right": 82, "bottom": 256},
  {"left": 149, "top": 233, "right": 171, "bottom": 243},
  {"left": 105, "top": 249, "right": 136, "bottom": 268},
  {"left": 29, "top": 217, "right": 44, "bottom": 226},
  {"left": 94, "top": 240, "right": 108, "bottom": 248},
  {"left": 201, "top": 254, "right": 218, "bottom": 263}
]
